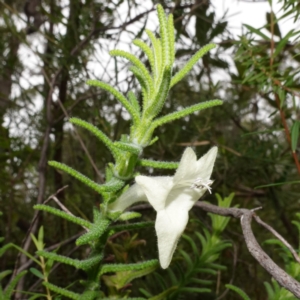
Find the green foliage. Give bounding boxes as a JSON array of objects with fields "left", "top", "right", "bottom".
[
  {"left": 170, "top": 44, "right": 216, "bottom": 88},
  {"left": 138, "top": 159, "right": 179, "bottom": 169},
  {"left": 48, "top": 161, "right": 125, "bottom": 194},
  {"left": 209, "top": 193, "right": 235, "bottom": 234},
  {"left": 100, "top": 260, "right": 159, "bottom": 276},
  {"left": 151, "top": 99, "right": 222, "bottom": 129},
  {"left": 261, "top": 212, "right": 300, "bottom": 299},
  {"left": 69, "top": 117, "right": 117, "bottom": 156},
  {"left": 291, "top": 121, "right": 300, "bottom": 152},
  {"left": 86, "top": 80, "right": 141, "bottom": 125},
  {"left": 0, "top": 270, "right": 27, "bottom": 300},
  {"left": 34, "top": 204, "right": 92, "bottom": 229},
  {"left": 37, "top": 251, "right": 103, "bottom": 271},
  {"left": 225, "top": 284, "right": 251, "bottom": 300}
]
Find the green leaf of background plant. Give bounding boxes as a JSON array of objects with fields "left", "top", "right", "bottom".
[
  {"left": 243, "top": 24, "right": 270, "bottom": 40},
  {"left": 255, "top": 181, "right": 300, "bottom": 189},
  {"left": 29, "top": 268, "right": 44, "bottom": 279},
  {"left": 291, "top": 121, "right": 300, "bottom": 151},
  {"left": 225, "top": 284, "right": 251, "bottom": 300},
  {"left": 102, "top": 262, "right": 158, "bottom": 290}
]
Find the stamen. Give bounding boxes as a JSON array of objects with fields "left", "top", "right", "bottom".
[{"left": 190, "top": 178, "right": 213, "bottom": 194}]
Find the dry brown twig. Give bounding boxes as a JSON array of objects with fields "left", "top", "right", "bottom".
[
  {"left": 195, "top": 202, "right": 300, "bottom": 298},
  {"left": 129, "top": 201, "right": 300, "bottom": 296}
]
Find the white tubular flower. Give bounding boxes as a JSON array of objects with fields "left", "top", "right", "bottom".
[{"left": 108, "top": 147, "right": 218, "bottom": 269}]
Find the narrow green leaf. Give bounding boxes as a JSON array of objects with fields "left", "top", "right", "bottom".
[
  {"left": 243, "top": 24, "right": 270, "bottom": 40},
  {"left": 34, "top": 204, "right": 92, "bottom": 229},
  {"left": 146, "top": 30, "right": 162, "bottom": 81},
  {"left": 38, "top": 226, "right": 44, "bottom": 244},
  {"left": 99, "top": 260, "right": 158, "bottom": 276},
  {"left": 190, "top": 278, "right": 213, "bottom": 285},
  {"left": 0, "top": 243, "right": 40, "bottom": 265},
  {"left": 152, "top": 99, "right": 223, "bottom": 128},
  {"left": 0, "top": 270, "right": 12, "bottom": 281},
  {"left": 255, "top": 181, "right": 300, "bottom": 189},
  {"left": 195, "top": 268, "right": 217, "bottom": 275},
  {"left": 109, "top": 221, "right": 154, "bottom": 235},
  {"left": 167, "top": 14, "right": 175, "bottom": 65},
  {"left": 157, "top": 4, "right": 169, "bottom": 66},
  {"left": 48, "top": 161, "right": 124, "bottom": 194},
  {"left": 291, "top": 121, "right": 300, "bottom": 152},
  {"left": 110, "top": 50, "right": 153, "bottom": 95},
  {"left": 30, "top": 233, "right": 40, "bottom": 250},
  {"left": 179, "top": 249, "right": 193, "bottom": 269},
  {"left": 127, "top": 91, "right": 141, "bottom": 114},
  {"left": 48, "top": 161, "right": 104, "bottom": 194},
  {"left": 37, "top": 251, "right": 103, "bottom": 271},
  {"left": 148, "top": 286, "right": 178, "bottom": 300},
  {"left": 129, "top": 66, "right": 151, "bottom": 99},
  {"left": 273, "top": 29, "right": 295, "bottom": 57},
  {"left": 138, "top": 159, "right": 179, "bottom": 169},
  {"left": 114, "top": 141, "right": 142, "bottom": 155},
  {"left": 264, "top": 282, "right": 275, "bottom": 298},
  {"left": 149, "top": 136, "right": 159, "bottom": 146},
  {"left": 43, "top": 282, "right": 80, "bottom": 300},
  {"left": 103, "top": 262, "right": 157, "bottom": 290},
  {"left": 145, "top": 67, "right": 172, "bottom": 118},
  {"left": 76, "top": 219, "right": 111, "bottom": 245},
  {"left": 133, "top": 39, "right": 155, "bottom": 74},
  {"left": 182, "top": 234, "right": 198, "bottom": 256},
  {"left": 117, "top": 211, "right": 143, "bottom": 221},
  {"left": 29, "top": 268, "right": 44, "bottom": 279},
  {"left": 4, "top": 271, "right": 27, "bottom": 299},
  {"left": 225, "top": 284, "right": 251, "bottom": 300},
  {"left": 69, "top": 117, "right": 117, "bottom": 155},
  {"left": 86, "top": 80, "right": 140, "bottom": 125},
  {"left": 180, "top": 287, "right": 211, "bottom": 293},
  {"left": 139, "top": 288, "right": 153, "bottom": 298},
  {"left": 171, "top": 44, "right": 216, "bottom": 87}
]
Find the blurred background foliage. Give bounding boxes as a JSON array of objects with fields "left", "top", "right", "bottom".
[{"left": 0, "top": 0, "right": 300, "bottom": 299}]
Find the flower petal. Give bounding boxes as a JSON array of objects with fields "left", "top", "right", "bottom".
[
  {"left": 108, "top": 183, "right": 148, "bottom": 212},
  {"left": 195, "top": 146, "right": 218, "bottom": 180},
  {"left": 155, "top": 208, "right": 189, "bottom": 269},
  {"left": 173, "top": 148, "right": 197, "bottom": 184},
  {"left": 135, "top": 176, "right": 173, "bottom": 211}
]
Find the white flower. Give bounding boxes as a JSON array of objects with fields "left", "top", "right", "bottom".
[{"left": 109, "top": 147, "right": 218, "bottom": 269}]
